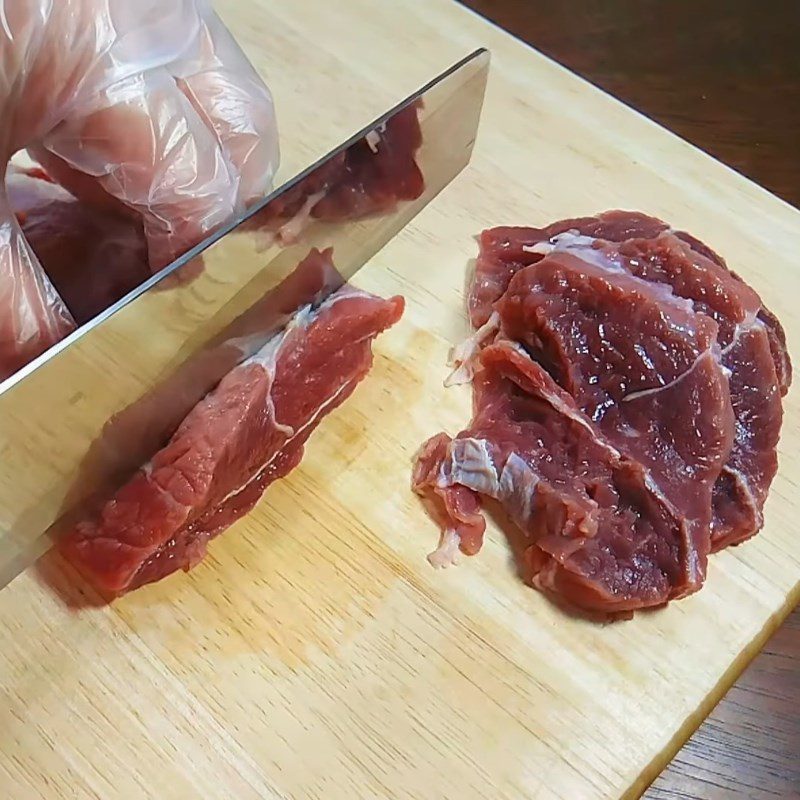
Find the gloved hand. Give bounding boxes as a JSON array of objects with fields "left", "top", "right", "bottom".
[{"left": 0, "top": 0, "right": 280, "bottom": 379}]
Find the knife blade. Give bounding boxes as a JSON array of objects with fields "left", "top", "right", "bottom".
[{"left": 0, "top": 48, "right": 490, "bottom": 589}]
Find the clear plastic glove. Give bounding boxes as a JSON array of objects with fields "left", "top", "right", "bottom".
[{"left": 0, "top": 0, "right": 280, "bottom": 379}]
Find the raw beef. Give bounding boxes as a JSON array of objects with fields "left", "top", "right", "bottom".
[
  {"left": 62, "top": 248, "right": 346, "bottom": 508},
  {"left": 61, "top": 267, "right": 403, "bottom": 594},
  {"left": 415, "top": 211, "right": 789, "bottom": 615},
  {"left": 497, "top": 249, "right": 735, "bottom": 564},
  {"left": 471, "top": 211, "right": 790, "bottom": 393},
  {"left": 470, "top": 212, "right": 787, "bottom": 548},
  {"left": 414, "top": 346, "right": 716, "bottom": 612},
  {"left": 469, "top": 211, "right": 667, "bottom": 328}
]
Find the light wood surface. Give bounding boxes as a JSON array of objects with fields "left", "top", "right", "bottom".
[{"left": 1, "top": 1, "right": 799, "bottom": 798}]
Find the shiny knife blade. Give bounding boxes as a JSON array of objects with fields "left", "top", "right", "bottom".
[{"left": 0, "top": 48, "right": 490, "bottom": 589}]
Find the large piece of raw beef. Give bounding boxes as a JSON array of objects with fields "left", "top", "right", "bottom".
[
  {"left": 61, "top": 260, "right": 403, "bottom": 594},
  {"left": 414, "top": 211, "right": 789, "bottom": 615}
]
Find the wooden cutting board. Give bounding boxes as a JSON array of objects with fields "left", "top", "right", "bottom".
[{"left": 1, "top": 1, "right": 798, "bottom": 798}]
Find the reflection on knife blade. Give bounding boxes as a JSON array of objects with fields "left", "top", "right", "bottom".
[
  {"left": 4, "top": 100, "right": 425, "bottom": 375},
  {"left": 0, "top": 48, "right": 490, "bottom": 593},
  {"left": 244, "top": 101, "right": 424, "bottom": 247}
]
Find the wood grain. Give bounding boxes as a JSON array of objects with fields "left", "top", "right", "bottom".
[
  {"left": 458, "top": 3, "right": 800, "bottom": 795},
  {"left": 0, "top": 2, "right": 799, "bottom": 799},
  {"left": 648, "top": 615, "right": 800, "bottom": 799}
]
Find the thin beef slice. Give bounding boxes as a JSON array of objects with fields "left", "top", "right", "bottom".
[
  {"left": 61, "top": 286, "right": 404, "bottom": 594},
  {"left": 414, "top": 343, "right": 712, "bottom": 613},
  {"left": 469, "top": 211, "right": 666, "bottom": 328},
  {"left": 496, "top": 250, "right": 734, "bottom": 574},
  {"left": 472, "top": 211, "right": 787, "bottom": 548},
  {"left": 471, "top": 210, "right": 790, "bottom": 395}
]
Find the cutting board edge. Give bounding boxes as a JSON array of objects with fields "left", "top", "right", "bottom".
[
  {"left": 626, "top": 579, "right": 800, "bottom": 799},
  {"left": 454, "top": 0, "right": 800, "bottom": 228}
]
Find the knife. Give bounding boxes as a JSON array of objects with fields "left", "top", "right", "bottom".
[{"left": 0, "top": 48, "right": 490, "bottom": 589}]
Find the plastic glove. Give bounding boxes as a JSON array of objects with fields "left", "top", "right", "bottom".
[
  {"left": 8, "top": 165, "right": 150, "bottom": 327},
  {"left": 0, "top": 0, "right": 280, "bottom": 380}
]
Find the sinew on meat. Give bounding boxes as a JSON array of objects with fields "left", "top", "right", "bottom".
[
  {"left": 414, "top": 211, "right": 789, "bottom": 615},
  {"left": 51, "top": 103, "right": 424, "bottom": 594},
  {"left": 61, "top": 250, "right": 403, "bottom": 594}
]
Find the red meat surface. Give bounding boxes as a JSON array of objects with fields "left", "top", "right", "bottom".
[
  {"left": 415, "top": 211, "right": 789, "bottom": 615},
  {"left": 470, "top": 213, "right": 787, "bottom": 548},
  {"left": 470, "top": 211, "right": 790, "bottom": 395},
  {"left": 415, "top": 347, "right": 709, "bottom": 612},
  {"left": 61, "top": 280, "right": 404, "bottom": 594}
]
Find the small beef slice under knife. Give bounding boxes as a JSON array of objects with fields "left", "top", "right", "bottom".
[{"left": 61, "top": 284, "right": 404, "bottom": 594}]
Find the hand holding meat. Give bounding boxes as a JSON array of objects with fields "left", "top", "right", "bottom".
[{"left": 0, "top": 0, "right": 279, "bottom": 379}]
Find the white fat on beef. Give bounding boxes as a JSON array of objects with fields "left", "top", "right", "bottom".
[
  {"left": 720, "top": 309, "right": 763, "bottom": 357},
  {"left": 245, "top": 288, "right": 372, "bottom": 438},
  {"left": 524, "top": 231, "right": 624, "bottom": 273},
  {"left": 440, "top": 437, "right": 500, "bottom": 496},
  {"left": 434, "top": 437, "right": 541, "bottom": 535},
  {"left": 216, "top": 377, "right": 356, "bottom": 511},
  {"left": 444, "top": 311, "right": 500, "bottom": 387},
  {"left": 365, "top": 130, "right": 382, "bottom": 153},
  {"left": 523, "top": 230, "right": 596, "bottom": 255},
  {"left": 245, "top": 300, "right": 335, "bottom": 437},
  {"left": 498, "top": 453, "right": 539, "bottom": 526},
  {"left": 532, "top": 231, "right": 697, "bottom": 315},
  {"left": 427, "top": 529, "right": 462, "bottom": 568}
]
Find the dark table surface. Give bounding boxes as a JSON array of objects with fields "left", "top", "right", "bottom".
[{"left": 458, "top": 2, "right": 800, "bottom": 797}]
